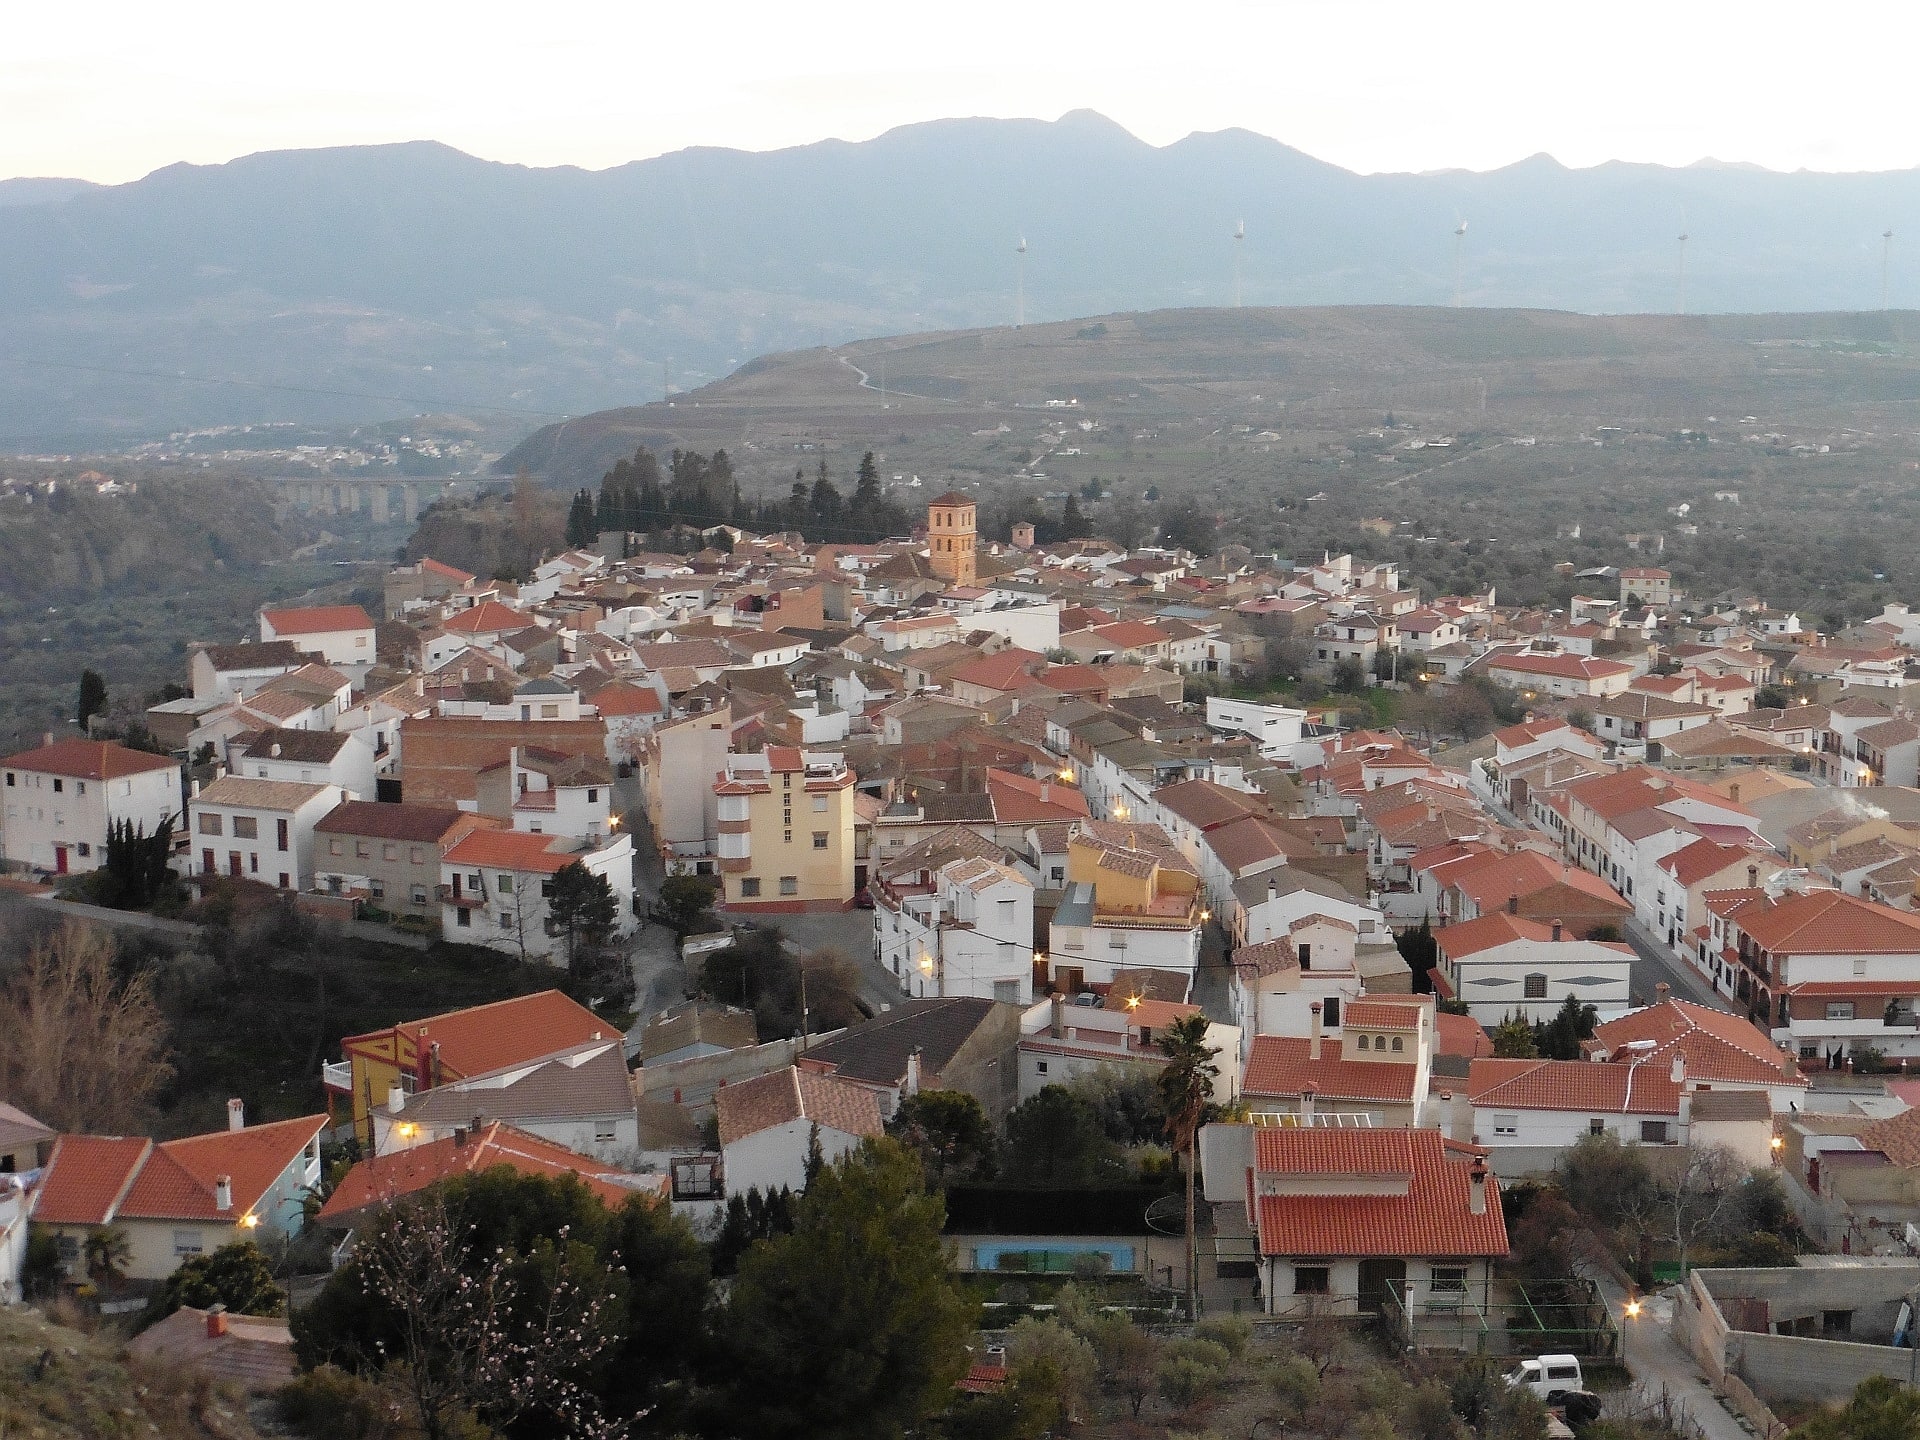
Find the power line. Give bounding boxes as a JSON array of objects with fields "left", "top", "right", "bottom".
[{"left": 0, "top": 355, "right": 575, "bottom": 420}]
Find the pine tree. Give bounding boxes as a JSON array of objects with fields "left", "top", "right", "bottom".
[
  {"left": 564, "top": 488, "right": 596, "bottom": 547},
  {"left": 1061, "top": 494, "right": 1091, "bottom": 539}
]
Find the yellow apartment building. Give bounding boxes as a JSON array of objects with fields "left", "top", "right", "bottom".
[{"left": 715, "top": 746, "right": 857, "bottom": 912}]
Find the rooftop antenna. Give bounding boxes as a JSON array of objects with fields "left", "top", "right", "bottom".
[
  {"left": 1452, "top": 219, "right": 1468, "bottom": 307},
  {"left": 1884, "top": 229, "right": 1896, "bottom": 311},
  {"left": 1233, "top": 219, "right": 1246, "bottom": 308},
  {"left": 1015, "top": 236, "right": 1028, "bottom": 329},
  {"left": 1676, "top": 230, "right": 1689, "bottom": 315}
]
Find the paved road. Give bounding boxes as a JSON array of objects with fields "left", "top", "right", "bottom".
[
  {"left": 1620, "top": 916, "right": 1730, "bottom": 1013},
  {"left": 1585, "top": 1271, "right": 1751, "bottom": 1440}
]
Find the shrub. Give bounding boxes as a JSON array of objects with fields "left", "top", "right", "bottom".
[
  {"left": 1159, "top": 1345, "right": 1229, "bottom": 1411},
  {"left": 1267, "top": 1353, "right": 1322, "bottom": 1416},
  {"left": 1194, "top": 1312, "right": 1253, "bottom": 1360}
]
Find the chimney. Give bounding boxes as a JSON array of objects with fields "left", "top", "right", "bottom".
[
  {"left": 1300, "top": 1083, "right": 1317, "bottom": 1124},
  {"left": 1747, "top": 864, "right": 1759, "bottom": 888},
  {"left": 1050, "top": 992, "right": 1065, "bottom": 1039},
  {"left": 226, "top": 1098, "right": 245, "bottom": 1132},
  {"left": 1656, "top": 982, "right": 1671, "bottom": 1004},
  {"left": 387, "top": 1082, "right": 406, "bottom": 1115},
  {"left": 214, "top": 1175, "right": 232, "bottom": 1212},
  {"left": 270, "top": 742, "right": 281, "bottom": 758},
  {"left": 1671, "top": 1052, "right": 1686, "bottom": 1085},
  {"left": 1469, "top": 1158, "right": 1488, "bottom": 1216},
  {"left": 905, "top": 1046, "right": 923, "bottom": 1099},
  {"left": 205, "top": 1305, "right": 229, "bottom": 1339},
  {"left": 1309, "top": 1001, "right": 1323, "bottom": 1060},
  {"left": 986, "top": 1344, "right": 1008, "bottom": 1365},
  {"left": 1550, "top": 919, "right": 1563, "bottom": 943},
  {"left": 1507, "top": 892, "right": 1519, "bottom": 915},
  {"left": 453, "top": 1125, "right": 468, "bottom": 1147}
]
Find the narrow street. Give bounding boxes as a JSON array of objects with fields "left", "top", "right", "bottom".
[
  {"left": 1619, "top": 916, "right": 1730, "bottom": 1013},
  {"left": 1584, "top": 1270, "right": 1752, "bottom": 1440}
]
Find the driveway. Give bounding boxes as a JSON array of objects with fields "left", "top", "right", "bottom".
[{"left": 1585, "top": 1270, "right": 1751, "bottom": 1440}]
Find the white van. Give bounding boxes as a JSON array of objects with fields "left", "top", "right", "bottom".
[{"left": 1504, "top": 1354, "right": 1584, "bottom": 1401}]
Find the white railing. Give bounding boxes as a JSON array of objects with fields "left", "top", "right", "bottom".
[{"left": 321, "top": 1061, "right": 352, "bottom": 1092}]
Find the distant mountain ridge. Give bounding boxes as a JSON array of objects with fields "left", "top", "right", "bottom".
[{"left": 9, "top": 111, "right": 1920, "bottom": 443}]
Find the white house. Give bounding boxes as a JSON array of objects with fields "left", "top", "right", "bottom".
[
  {"left": 190, "top": 776, "right": 344, "bottom": 890},
  {"left": 1016, "top": 993, "right": 1240, "bottom": 1103},
  {"left": 874, "top": 851, "right": 1037, "bottom": 1005},
  {"left": 258, "top": 604, "right": 377, "bottom": 669},
  {"left": 438, "top": 827, "right": 636, "bottom": 963},
  {"left": 237, "top": 728, "right": 378, "bottom": 800},
  {"left": 1, "top": 738, "right": 180, "bottom": 877},
  {"left": 1432, "top": 913, "right": 1634, "bottom": 1025},
  {"left": 715, "top": 1066, "right": 884, "bottom": 1195},
  {"left": 1200, "top": 1123, "right": 1507, "bottom": 1318},
  {"left": 1205, "top": 697, "right": 1308, "bottom": 758}
]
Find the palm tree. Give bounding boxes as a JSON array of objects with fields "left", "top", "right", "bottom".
[
  {"left": 83, "top": 1225, "right": 131, "bottom": 1293},
  {"left": 1157, "top": 1011, "right": 1220, "bottom": 1320}
]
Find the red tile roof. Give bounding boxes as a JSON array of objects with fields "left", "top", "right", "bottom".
[
  {"left": 0, "top": 738, "right": 178, "bottom": 779},
  {"left": 261, "top": 605, "right": 375, "bottom": 636},
  {"left": 1660, "top": 838, "right": 1764, "bottom": 890},
  {"left": 150, "top": 1114, "right": 328, "bottom": 1220},
  {"left": 442, "top": 828, "right": 582, "bottom": 875},
  {"left": 317, "top": 1122, "right": 636, "bottom": 1221},
  {"left": 1243, "top": 1036, "right": 1418, "bottom": 1103},
  {"left": 1432, "top": 913, "right": 1556, "bottom": 958},
  {"left": 343, "top": 990, "right": 611, "bottom": 1080},
  {"left": 1250, "top": 1128, "right": 1507, "bottom": 1258},
  {"left": 1468, "top": 1057, "right": 1680, "bottom": 1115},
  {"left": 1591, "top": 998, "right": 1804, "bottom": 1090},
  {"left": 1724, "top": 889, "right": 1920, "bottom": 956},
  {"left": 31, "top": 1135, "right": 149, "bottom": 1225},
  {"left": 716, "top": 1066, "right": 885, "bottom": 1146},
  {"left": 440, "top": 601, "right": 533, "bottom": 634},
  {"left": 984, "top": 768, "right": 1091, "bottom": 824},
  {"left": 1435, "top": 1011, "right": 1493, "bottom": 1059},
  {"left": 1344, "top": 999, "right": 1425, "bottom": 1030}
]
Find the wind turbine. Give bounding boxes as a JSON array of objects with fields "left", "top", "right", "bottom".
[
  {"left": 1233, "top": 220, "right": 1246, "bottom": 308},
  {"left": 1676, "top": 230, "right": 1689, "bottom": 315},
  {"left": 1451, "top": 219, "right": 1468, "bottom": 308},
  {"left": 1015, "top": 236, "right": 1028, "bottom": 329},
  {"left": 1884, "top": 229, "right": 1895, "bottom": 310}
]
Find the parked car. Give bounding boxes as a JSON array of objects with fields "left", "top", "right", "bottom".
[{"left": 1505, "top": 1355, "right": 1584, "bottom": 1403}]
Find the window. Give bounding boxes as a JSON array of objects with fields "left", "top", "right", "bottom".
[
  {"left": 1431, "top": 1266, "right": 1468, "bottom": 1293},
  {"left": 1826, "top": 1001, "right": 1856, "bottom": 1021},
  {"left": 739, "top": 877, "right": 762, "bottom": 897},
  {"left": 779, "top": 875, "right": 799, "bottom": 896},
  {"left": 1589, "top": 1118, "right": 1606, "bottom": 1135},
  {"left": 456, "top": 909, "right": 471, "bottom": 928},
  {"left": 812, "top": 832, "right": 829, "bottom": 850},
  {"left": 1036, "top": 1061, "right": 1049, "bottom": 1076},
  {"left": 172, "top": 1230, "right": 204, "bottom": 1257},
  {"left": 370, "top": 880, "right": 385, "bottom": 899},
  {"left": 1293, "top": 1265, "right": 1331, "bottom": 1295},
  {"left": 498, "top": 911, "right": 513, "bottom": 929},
  {"left": 383, "top": 843, "right": 397, "bottom": 861},
  {"left": 199, "top": 813, "right": 223, "bottom": 836},
  {"left": 410, "top": 846, "right": 425, "bottom": 864},
  {"left": 812, "top": 795, "right": 828, "bottom": 812},
  {"left": 1321, "top": 996, "right": 1339, "bottom": 1027},
  {"left": 1640, "top": 1120, "right": 1670, "bottom": 1143},
  {"left": 75, "top": 782, "right": 85, "bottom": 795},
  {"left": 329, "top": 838, "right": 343, "bottom": 855},
  {"left": 411, "top": 886, "right": 428, "bottom": 904},
  {"left": 1390, "top": 1036, "right": 1403, "bottom": 1052},
  {"left": 498, "top": 874, "right": 515, "bottom": 894},
  {"left": 355, "top": 840, "right": 369, "bottom": 858},
  {"left": 1524, "top": 973, "right": 1547, "bottom": 1000},
  {"left": 51, "top": 778, "right": 62, "bottom": 793},
  {"left": 232, "top": 815, "right": 258, "bottom": 839},
  {"left": 783, "top": 830, "right": 792, "bottom": 844},
  {"left": 248, "top": 853, "right": 258, "bottom": 874},
  {"left": 1493, "top": 1114, "right": 1518, "bottom": 1136},
  {"left": 76, "top": 842, "right": 89, "bottom": 857},
  {"left": 278, "top": 872, "right": 290, "bottom": 890},
  {"left": 587, "top": 789, "right": 598, "bottom": 803},
  {"left": 277, "top": 818, "right": 289, "bottom": 852},
  {"left": 1297, "top": 943, "right": 1312, "bottom": 968}
]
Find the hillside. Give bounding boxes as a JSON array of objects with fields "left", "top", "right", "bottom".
[
  {"left": 13, "top": 113, "right": 1920, "bottom": 440},
  {"left": 0, "top": 1304, "right": 270, "bottom": 1439}
]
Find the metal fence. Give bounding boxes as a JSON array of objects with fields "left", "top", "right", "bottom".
[{"left": 1384, "top": 1276, "right": 1621, "bottom": 1358}]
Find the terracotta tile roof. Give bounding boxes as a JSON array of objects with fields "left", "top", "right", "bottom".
[
  {"left": 1435, "top": 1012, "right": 1493, "bottom": 1059},
  {"left": 715, "top": 1066, "right": 885, "bottom": 1146},
  {"left": 344, "top": 990, "right": 611, "bottom": 1080},
  {"left": 31, "top": 1135, "right": 150, "bottom": 1225},
  {"left": 262, "top": 604, "right": 375, "bottom": 636},
  {"left": 1432, "top": 913, "right": 1556, "bottom": 958},
  {"left": 317, "top": 1122, "right": 636, "bottom": 1221},
  {"left": 128, "top": 1307, "right": 296, "bottom": 1391},
  {"left": 984, "top": 768, "right": 1091, "bottom": 823},
  {"left": 1468, "top": 1057, "right": 1680, "bottom": 1115},
  {"left": 1250, "top": 1128, "right": 1507, "bottom": 1258},
  {"left": 1854, "top": 1107, "right": 1920, "bottom": 1169},
  {"left": 1726, "top": 889, "right": 1920, "bottom": 955},
  {"left": 1590, "top": 998, "right": 1804, "bottom": 1089},
  {"left": 132, "top": 1114, "right": 327, "bottom": 1220},
  {"left": 1232, "top": 937, "right": 1299, "bottom": 980},
  {"left": 441, "top": 601, "right": 533, "bottom": 634},
  {"left": 1448, "top": 850, "right": 1628, "bottom": 914},
  {"left": 239, "top": 727, "right": 351, "bottom": 764},
  {"left": 1660, "top": 838, "right": 1765, "bottom": 889},
  {"left": 1243, "top": 1036, "right": 1418, "bottom": 1103},
  {"left": 1344, "top": 999, "right": 1425, "bottom": 1030},
  {"left": 0, "top": 738, "right": 178, "bottom": 779},
  {"left": 442, "top": 827, "right": 584, "bottom": 875},
  {"left": 1154, "top": 778, "right": 1265, "bottom": 831},
  {"left": 198, "top": 640, "right": 305, "bottom": 673},
  {"left": 803, "top": 998, "right": 1004, "bottom": 1087},
  {"left": 316, "top": 800, "right": 475, "bottom": 844}
]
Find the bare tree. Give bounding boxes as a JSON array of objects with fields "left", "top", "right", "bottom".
[
  {"left": 1622, "top": 1142, "right": 1747, "bottom": 1276},
  {"left": 356, "top": 1189, "right": 627, "bottom": 1440},
  {"left": 0, "top": 920, "right": 172, "bottom": 1132}
]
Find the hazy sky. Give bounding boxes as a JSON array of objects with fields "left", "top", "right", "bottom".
[{"left": 11, "top": 3, "right": 1920, "bottom": 184}]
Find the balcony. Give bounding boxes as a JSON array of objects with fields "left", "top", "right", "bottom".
[
  {"left": 321, "top": 1061, "right": 352, "bottom": 1093},
  {"left": 437, "top": 884, "right": 485, "bottom": 907}
]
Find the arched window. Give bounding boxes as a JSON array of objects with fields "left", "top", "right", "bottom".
[{"left": 1391, "top": 1036, "right": 1404, "bottom": 1053}]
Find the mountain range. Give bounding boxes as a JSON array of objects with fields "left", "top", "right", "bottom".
[{"left": 9, "top": 110, "right": 1920, "bottom": 445}]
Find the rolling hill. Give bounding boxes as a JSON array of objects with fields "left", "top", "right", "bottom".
[{"left": 12, "top": 111, "right": 1920, "bottom": 442}]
